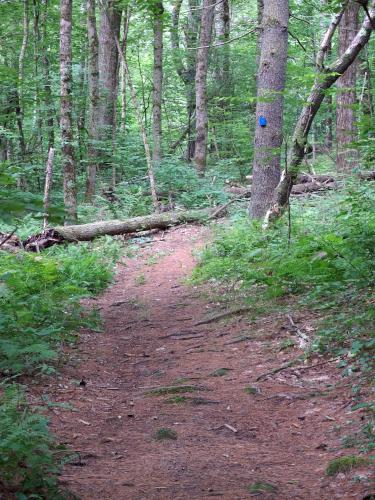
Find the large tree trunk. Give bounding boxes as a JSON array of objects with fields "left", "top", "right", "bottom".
[
  {"left": 98, "top": 0, "right": 121, "bottom": 156},
  {"left": 60, "top": 0, "right": 77, "bottom": 223},
  {"left": 152, "top": 2, "right": 164, "bottom": 164},
  {"left": 269, "top": 2, "right": 375, "bottom": 222},
  {"left": 214, "top": 0, "right": 230, "bottom": 106},
  {"left": 336, "top": 1, "right": 360, "bottom": 173},
  {"left": 85, "top": 0, "right": 100, "bottom": 202},
  {"left": 41, "top": 0, "right": 55, "bottom": 150},
  {"left": 171, "top": 0, "right": 200, "bottom": 161},
  {"left": 54, "top": 207, "right": 218, "bottom": 241},
  {"left": 194, "top": 0, "right": 215, "bottom": 176},
  {"left": 250, "top": 0, "right": 289, "bottom": 219}
]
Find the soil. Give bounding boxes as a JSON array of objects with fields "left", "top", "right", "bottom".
[{"left": 33, "top": 225, "right": 374, "bottom": 499}]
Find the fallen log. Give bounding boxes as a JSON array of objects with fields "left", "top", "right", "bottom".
[
  {"left": 291, "top": 180, "right": 336, "bottom": 195},
  {"left": 226, "top": 180, "right": 337, "bottom": 198},
  {"left": 358, "top": 170, "right": 375, "bottom": 180},
  {"left": 54, "top": 207, "right": 220, "bottom": 242}
]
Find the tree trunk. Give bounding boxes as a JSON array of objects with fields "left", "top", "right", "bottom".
[
  {"left": 171, "top": 0, "right": 200, "bottom": 161},
  {"left": 152, "top": 2, "right": 164, "bottom": 164},
  {"left": 19, "top": 0, "right": 29, "bottom": 112},
  {"left": 98, "top": 0, "right": 121, "bottom": 155},
  {"left": 250, "top": 0, "right": 289, "bottom": 219},
  {"left": 60, "top": 0, "right": 77, "bottom": 223},
  {"left": 41, "top": 0, "right": 55, "bottom": 150},
  {"left": 120, "top": 8, "right": 130, "bottom": 133},
  {"left": 85, "top": 0, "right": 100, "bottom": 202},
  {"left": 214, "top": 0, "right": 230, "bottom": 105},
  {"left": 194, "top": 0, "right": 215, "bottom": 176},
  {"left": 336, "top": 1, "right": 360, "bottom": 173},
  {"left": 269, "top": 2, "right": 375, "bottom": 222}
]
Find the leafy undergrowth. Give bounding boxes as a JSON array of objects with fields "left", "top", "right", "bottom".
[
  {"left": 194, "top": 179, "right": 374, "bottom": 448},
  {"left": 0, "top": 235, "right": 121, "bottom": 497}
]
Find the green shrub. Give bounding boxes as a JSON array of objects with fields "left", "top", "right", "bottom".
[
  {"left": 0, "top": 384, "right": 65, "bottom": 498},
  {"left": 0, "top": 238, "right": 119, "bottom": 375},
  {"left": 194, "top": 181, "right": 375, "bottom": 371}
]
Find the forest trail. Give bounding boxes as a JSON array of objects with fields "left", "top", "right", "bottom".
[{"left": 47, "top": 225, "right": 371, "bottom": 500}]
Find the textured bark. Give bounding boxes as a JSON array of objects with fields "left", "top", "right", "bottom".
[
  {"left": 194, "top": 0, "right": 215, "bottom": 176},
  {"left": 55, "top": 208, "right": 217, "bottom": 241},
  {"left": 60, "top": 0, "right": 77, "bottom": 223},
  {"left": 98, "top": 0, "right": 121, "bottom": 148},
  {"left": 269, "top": 1, "right": 375, "bottom": 221},
  {"left": 43, "top": 148, "right": 55, "bottom": 229},
  {"left": 19, "top": 0, "right": 29, "bottom": 110},
  {"left": 214, "top": 0, "right": 230, "bottom": 103},
  {"left": 120, "top": 8, "right": 130, "bottom": 132},
  {"left": 359, "top": 47, "right": 374, "bottom": 136},
  {"left": 336, "top": 1, "right": 360, "bottom": 172},
  {"left": 250, "top": 0, "right": 289, "bottom": 219},
  {"left": 85, "top": 0, "right": 100, "bottom": 202},
  {"left": 32, "top": 0, "right": 43, "bottom": 152},
  {"left": 152, "top": 2, "right": 164, "bottom": 164},
  {"left": 171, "top": 0, "right": 200, "bottom": 161},
  {"left": 41, "top": 0, "right": 55, "bottom": 149}
]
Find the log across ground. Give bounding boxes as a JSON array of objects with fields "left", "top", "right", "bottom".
[{"left": 33, "top": 224, "right": 374, "bottom": 499}]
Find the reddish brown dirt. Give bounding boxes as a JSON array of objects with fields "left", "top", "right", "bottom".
[{"left": 42, "top": 225, "right": 372, "bottom": 499}]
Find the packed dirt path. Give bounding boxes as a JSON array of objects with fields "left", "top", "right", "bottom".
[{"left": 48, "top": 225, "right": 372, "bottom": 499}]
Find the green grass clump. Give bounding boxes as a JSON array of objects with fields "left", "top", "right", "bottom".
[
  {"left": 0, "top": 385, "right": 66, "bottom": 497},
  {"left": 326, "top": 455, "right": 371, "bottom": 476},
  {"left": 145, "top": 385, "right": 198, "bottom": 396},
  {"left": 210, "top": 368, "right": 231, "bottom": 377},
  {"left": 244, "top": 386, "right": 259, "bottom": 395},
  {"left": 248, "top": 481, "right": 277, "bottom": 494},
  {"left": 154, "top": 428, "right": 178, "bottom": 441},
  {"left": 164, "top": 395, "right": 189, "bottom": 404}
]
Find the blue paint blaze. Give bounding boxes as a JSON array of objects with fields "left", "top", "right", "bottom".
[{"left": 259, "top": 116, "right": 267, "bottom": 127}]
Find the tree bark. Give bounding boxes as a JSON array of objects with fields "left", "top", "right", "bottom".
[
  {"left": 269, "top": 1, "right": 375, "bottom": 222},
  {"left": 98, "top": 0, "right": 121, "bottom": 153},
  {"left": 194, "top": 0, "right": 215, "bottom": 176},
  {"left": 336, "top": 1, "right": 360, "bottom": 172},
  {"left": 171, "top": 0, "right": 200, "bottom": 161},
  {"left": 250, "top": 0, "right": 289, "bottom": 219},
  {"left": 60, "top": 0, "right": 77, "bottom": 223},
  {"left": 41, "top": 0, "right": 55, "bottom": 150},
  {"left": 85, "top": 0, "right": 100, "bottom": 202},
  {"left": 214, "top": 0, "right": 230, "bottom": 105},
  {"left": 120, "top": 8, "right": 130, "bottom": 133},
  {"left": 43, "top": 147, "right": 55, "bottom": 229},
  {"left": 152, "top": 2, "right": 164, "bottom": 164}
]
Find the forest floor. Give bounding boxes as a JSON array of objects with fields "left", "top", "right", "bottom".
[{"left": 38, "top": 224, "right": 373, "bottom": 499}]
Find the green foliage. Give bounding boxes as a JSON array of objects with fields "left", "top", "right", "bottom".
[
  {"left": 194, "top": 182, "right": 375, "bottom": 372},
  {"left": 0, "top": 238, "right": 119, "bottom": 375},
  {"left": 0, "top": 384, "right": 65, "bottom": 498},
  {"left": 145, "top": 385, "right": 198, "bottom": 396},
  {"left": 326, "top": 455, "right": 371, "bottom": 476},
  {"left": 210, "top": 367, "right": 231, "bottom": 377},
  {"left": 247, "top": 481, "right": 277, "bottom": 494}
]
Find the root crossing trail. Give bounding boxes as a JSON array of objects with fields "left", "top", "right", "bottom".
[{"left": 49, "top": 226, "right": 371, "bottom": 499}]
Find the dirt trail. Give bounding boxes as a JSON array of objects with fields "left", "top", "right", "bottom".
[{"left": 47, "top": 225, "right": 372, "bottom": 499}]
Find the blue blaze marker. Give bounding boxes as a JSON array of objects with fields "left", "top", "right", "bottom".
[{"left": 259, "top": 116, "right": 267, "bottom": 127}]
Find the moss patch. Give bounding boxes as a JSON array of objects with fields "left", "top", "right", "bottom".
[{"left": 154, "top": 428, "right": 178, "bottom": 441}]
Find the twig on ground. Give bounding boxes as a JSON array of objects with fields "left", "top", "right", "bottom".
[{"left": 193, "top": 306, "right": 252, "bottom": 326}]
